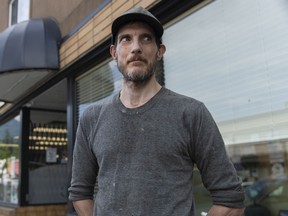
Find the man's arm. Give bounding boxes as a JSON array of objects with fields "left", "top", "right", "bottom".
[
  {"left": 69, "top": 109, "right": 99, "bottom": 216},
  {"left": 73, "top": 199, "right": 94, "bottom": 216},
  {"left": 191, "top": 104, "right": 245, "bottom": 212},
  {"left": 207, "top": 205, "right": 244, "bottom": 216}
]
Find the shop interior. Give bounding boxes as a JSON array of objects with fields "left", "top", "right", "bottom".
[
  {"left": 0, "top": 78, "right": 68, "bottom": 205},
  {"left": 26, "top": 79, "right": 68, "bottom": 204}
]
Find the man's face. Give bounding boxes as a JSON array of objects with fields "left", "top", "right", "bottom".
[{"left": 110, "top": 22, "right": 165, "bottom": 83}]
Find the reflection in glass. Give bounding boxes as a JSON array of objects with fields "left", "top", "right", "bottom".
[
  {"left": 76, "top": 60, "right": 122, "bottom": 119},
  {"left": 0, "top": 115, "right": 20, "bottom": 204},
  {"left": 164, "top": 0, "right": 288, "bottom": 215}
]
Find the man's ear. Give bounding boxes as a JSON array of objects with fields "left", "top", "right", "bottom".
[
  {"left": 157, "top": 44, "right": 166, "bottom": 61},
  {"left": 110, "top": 45, "right": 117, "bottom": 60}
]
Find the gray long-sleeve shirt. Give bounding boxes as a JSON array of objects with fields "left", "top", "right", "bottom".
[{"left": 69, "top": 87, "right": 244, "bottom": 215}]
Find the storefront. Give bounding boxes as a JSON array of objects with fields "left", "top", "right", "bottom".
[
  {"left": 0, "top": 14, "right": 68, "bottom": 215},
  {"left": 0, "top": 0, "right": 287, "bottom": 216},
  {"left": 71, "top": 1, "right": 288, "bottom": 215}
]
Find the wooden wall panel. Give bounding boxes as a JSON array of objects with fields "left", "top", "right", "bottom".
[{"left": 59, "top": 0, "right": 159, "bottom": 69}]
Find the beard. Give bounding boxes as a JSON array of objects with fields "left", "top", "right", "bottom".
[{"left": 117, "top": 58, "right": 157, "bottom": 83}]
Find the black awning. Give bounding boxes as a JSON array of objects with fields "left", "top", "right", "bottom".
[
  {"left": 0, "top": 17, "right": 62, "bottom": 103},
  {"left": 0, "top": 17, "right": 62, "bottom": 72}
]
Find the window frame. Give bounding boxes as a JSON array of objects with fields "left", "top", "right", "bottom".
[{"left": 9, "top": 0, "right": 18, "bottom": 26}]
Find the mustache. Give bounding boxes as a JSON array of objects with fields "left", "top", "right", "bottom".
[{"left": 127, "top": 56, "right": 147, "bottom": 64}]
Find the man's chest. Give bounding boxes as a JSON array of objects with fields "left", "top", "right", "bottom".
[{"left": 90, "top": 111, "right": 192, "bottom": 170}]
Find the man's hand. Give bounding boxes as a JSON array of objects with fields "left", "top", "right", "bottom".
[
  {"left": 207, "top": 205, "right": 245, "bottom": 216},
  {"left": 73, "top": 199, "right": 94, "bottom": 216}
]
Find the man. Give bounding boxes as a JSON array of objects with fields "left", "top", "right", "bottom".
[{"left": 68, "top": 6, "right": 245, "bottom": 216}]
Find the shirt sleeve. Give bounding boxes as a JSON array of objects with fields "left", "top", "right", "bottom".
[
  {"left": 68, "top": 107, "right": 99, "bottom": 201},
  {"left": 191, "top": 103, "right": 245, "bottom": 208}
]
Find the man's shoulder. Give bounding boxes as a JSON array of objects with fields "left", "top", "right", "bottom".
[
  {"left": 80, "top": 95, "right": 116, "bottom": 119},
  {"left": 162, "top": 88, "right": 203, "bottom": 109}
]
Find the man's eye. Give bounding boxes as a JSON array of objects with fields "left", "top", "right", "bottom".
[
  {"left": 120, "top": 36, "right": 130, "bottom": 42},
  {"left": 143, "top": 36, "right": 152, "bottom": 41}
]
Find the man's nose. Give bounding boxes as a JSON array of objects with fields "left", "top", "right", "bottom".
[{"left": 131, "top": 40, "right": 142, "bottom": 54}]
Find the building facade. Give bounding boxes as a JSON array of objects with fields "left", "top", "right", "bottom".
[{"left": 0, "top": 0, "right": 287, "bottom": 215}]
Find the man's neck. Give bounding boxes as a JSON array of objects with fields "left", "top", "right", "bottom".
[{"left": 120, "top": 78, "right": 162, "bottom": 108}]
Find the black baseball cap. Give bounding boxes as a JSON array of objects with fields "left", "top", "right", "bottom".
[{"left": 111, "top": 6, "right": 163, "bottom": 44}]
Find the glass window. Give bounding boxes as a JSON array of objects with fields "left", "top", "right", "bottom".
[
  {"left": 76, "top": 60, "right": 122, "bottom": 119},
  {"left": 0, "top": 115, "right": 20, "bottom": 204},
  {"left": 9, "top": 0, "right": 30, "bottom": 25},
  {"left": 28, "top": 110, "right": 68, "bottom": 204},
  {"left": 17, "top": 0, "right": 30, "bottom": 22},
  {"left": 9, "top": 0, "right": 18, "bottom": 25},
  {"left": 164, "top": 0, "right": 288, "bottom": 215}
]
